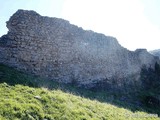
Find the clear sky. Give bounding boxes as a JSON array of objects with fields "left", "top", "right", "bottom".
[{"left": 0, "top": 0, "right": 160, "bottom": 51}]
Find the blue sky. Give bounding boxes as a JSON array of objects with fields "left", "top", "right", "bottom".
[{"left": 0, "top": 0, "right": 160, "bottom": 50}]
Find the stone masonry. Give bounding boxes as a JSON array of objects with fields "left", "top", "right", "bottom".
[{"left": 0, "top": 10, "right": 159, "bottom": 90}]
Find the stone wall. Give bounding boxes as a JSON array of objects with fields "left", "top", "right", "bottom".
[{"left": 0, "top": 10, "right": 159, "bottom": 89}]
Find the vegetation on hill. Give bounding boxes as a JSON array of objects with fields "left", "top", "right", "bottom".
[
  {"left": 0, "top": 63, "right": 160, "bottom": 119},
  {"left": 140, "top": 63, "right": 160, "bottom": 112},
  {"left": 1, "top": 83, "right": 159, "bottom": 120}
]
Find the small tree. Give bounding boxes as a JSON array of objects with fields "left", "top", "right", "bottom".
[{"left": 155, "top": 62, "right": 160, "bottom": 76}]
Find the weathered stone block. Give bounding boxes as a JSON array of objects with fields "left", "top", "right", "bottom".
[{"left": 0, "top": 9, "right": 159, "bottom": 91}]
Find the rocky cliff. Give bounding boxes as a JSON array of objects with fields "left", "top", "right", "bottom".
[
  {"left": 0, "top": 10, "right": 159, "bottom": 90},
  {"left": 150, "top": 49, "right": 160, "bottom": 58}
]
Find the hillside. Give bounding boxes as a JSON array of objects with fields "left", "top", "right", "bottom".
[
  {"left": 0, "top": 64, "right": 160, "bottom": 120},
  {"left": 0, "top": 83, "right": 159, "bottom": 120},
  {"left": 1, "top": 83, "right": 159, "bottom": 120},
  {"left": 0, "top": 9, "right": 160, "bottom": 120},
  {"left": 150, "top": 49, "right": 160, "bottom": 58}
]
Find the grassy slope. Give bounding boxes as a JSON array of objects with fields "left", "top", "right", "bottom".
[{"left": 0, "top": 64, "right": 160, "bottom": 120}]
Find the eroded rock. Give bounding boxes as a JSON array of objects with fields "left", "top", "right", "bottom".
[{"left": 0, "top": 9, "right": 159, "bottom": 90}]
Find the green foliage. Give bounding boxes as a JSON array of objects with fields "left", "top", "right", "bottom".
[
  {"left": 0, "top": 63, "right": 134, "bottom": 105},
  {"left": 140, "top": 63, "right": 160, "bottom": 113},
  {"left": 0, "top": 83, "right": 159, "bottom": 120},
  {"left": 141, "top": 64, "right": 160, "bottom": 91},
  {"left": 155, "top": 62, "right": 160, "bottom": 76},
  {"left": 0, "top": 63, "right": 160, "bottom": 119}
]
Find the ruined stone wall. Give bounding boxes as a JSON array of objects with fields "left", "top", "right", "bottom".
[{"left": 0, "top": 10, "right": 159, "bottom": 89}]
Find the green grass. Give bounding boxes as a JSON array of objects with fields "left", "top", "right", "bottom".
[
  {"left": 0, "top": 64, "right": 160, "bottom": 120},
  {"left": 0, "top": 83, "right": 159, "bottom": 120}
]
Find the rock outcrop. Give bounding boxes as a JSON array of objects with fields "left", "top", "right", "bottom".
[
  {"left": 0, "top": 10, "right": 159, "bottom": 90},
  {"left": 150, "top": 49, "right": 160, "bottom": 58}
]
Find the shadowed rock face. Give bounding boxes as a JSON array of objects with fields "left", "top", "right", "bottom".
[
  {"left": 0, "top": 10, "right": 159, "bottom": 90},
  {"left": 150, "top": 49, "right": 160, "bottom": 58}
]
